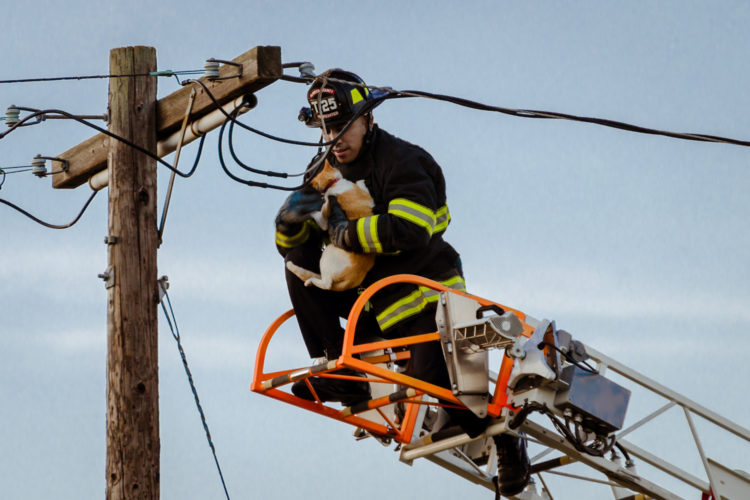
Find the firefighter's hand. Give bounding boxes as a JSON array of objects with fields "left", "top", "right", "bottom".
[
  {"left": 326, "top": 195, "right": 351, "bottom": 249},
  {"left": 275, "top": 188, "right": 323, "bottom": 234}
]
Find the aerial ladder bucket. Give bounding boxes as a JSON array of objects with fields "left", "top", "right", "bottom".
[{"left": 251, "top": 274, "right": 750, "bottom": 499}]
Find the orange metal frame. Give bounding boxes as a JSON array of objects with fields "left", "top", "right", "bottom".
[{"left": 251, "top": 274, "right": 535, "bottom": 444}]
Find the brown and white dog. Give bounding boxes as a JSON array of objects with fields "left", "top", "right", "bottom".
[{"left": 286, "top": 161, "right": 376, "bottom": 291}]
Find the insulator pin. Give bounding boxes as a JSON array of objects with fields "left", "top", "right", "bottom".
[
  {"left": 203, "top": 60, "right": 221, "bottom": 80},
  {"left": 299, "top": 62, "right": 316, "bottom": 79},
  {"left": 31, "top": 157, "right": 47, "bottom": 177},
  {"left": 5, "top": 106, "right": 20, "bottom": 126}
]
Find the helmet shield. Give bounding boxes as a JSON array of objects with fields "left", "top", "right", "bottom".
[{"left": 305, "top": 69, "right": 370, "bottom": 128}]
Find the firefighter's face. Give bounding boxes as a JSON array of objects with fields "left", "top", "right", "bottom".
[{"left": 323, "top": 116, "right": 368, "bottom": 164}]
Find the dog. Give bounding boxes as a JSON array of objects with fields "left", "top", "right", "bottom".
[{"left": 286, "top": 161, "right": 376, "bottom": 291}]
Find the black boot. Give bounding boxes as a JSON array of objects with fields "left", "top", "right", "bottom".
[
  {"left": 291, "top": 368, "right": 371, "bottom": 406},
  {"left": 493, "top": 433, "right": 530, "bottom": 497}
]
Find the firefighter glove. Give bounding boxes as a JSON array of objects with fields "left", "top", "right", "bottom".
[
  {"left": 275, "top": 188, "right": 323, "bottom": 234},
  {"left": 326, "top": 195, "right": 351, "bottom": 249}
]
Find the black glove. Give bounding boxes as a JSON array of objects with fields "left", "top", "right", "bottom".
[
  {"left": 326, "top": 195, "right": 351, "bottom": 248},
  {"left": 275, "top": 188, "right": 323, "bottom": 234}
]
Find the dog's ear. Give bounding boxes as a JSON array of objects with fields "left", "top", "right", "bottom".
[{"left": 311, "top": 161, "right": 337, "bottom": 192}]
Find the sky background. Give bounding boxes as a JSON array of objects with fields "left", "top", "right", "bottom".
[{"left": 2, "top": 1, "right": 749, "bottom": 499}]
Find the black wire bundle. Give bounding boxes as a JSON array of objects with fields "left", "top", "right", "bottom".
[
  {"left": 537, "top": 341, "right": 599, "bottom": 374},
  {"left": 6, "top": 64, "right": 750, "bottom": 227},
  {"left": 0, "top": 107, "right": 206, "bottom": 229},
  {"left": 509, "top": 401, "right": 618, "bottom": 458}
]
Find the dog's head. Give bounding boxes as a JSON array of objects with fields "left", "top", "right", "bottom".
[{"left": 310, "top": 160, "right": 342, "bottom": 194}]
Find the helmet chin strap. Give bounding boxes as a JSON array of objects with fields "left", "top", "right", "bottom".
[{"left": 363, "top": 113, "right": 374, "bottom": 145}]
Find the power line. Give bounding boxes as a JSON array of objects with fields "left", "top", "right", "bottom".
[
  {"left": 0, "top": 189, "right": 99, "bottom": 229},
  {"left": 294, "top": 73, "right": 750, "bottom": 149},
  {"left": 1, "top": 108, "right": 206, "bottom": 178},
  {"left": 0, "top": 69, "right": 204, "bottom": 85},
  {"left": 159, "top": 287, "right": 231, "bottom": 500}
]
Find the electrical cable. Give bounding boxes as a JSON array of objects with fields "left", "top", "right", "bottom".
[
  {"left": 184, "top": 78, "right": 364, "bottom": 149},
  {"left": 159, "top": 289, "right": 231, "bottom": 500},
  {"left": 289, "top": 73, "right": 750, "bottom": 149},
  {"left": 508, "top": 401, "right": 617, "bottom": 458},
  {"left": 279, "top": 74, "right": 310, "bottom": 84},
  {"left": 0, "top": 165, "right": 34, "bottom": 171},
  {"left": 216, "top": 110, "right": 332, "bottom": 191},
  {"left": 537, "top": 341, "right": 599, "bottom": 374},
  {"left": 386, "top": 87, "right": 750, "bottom": 148},
  {"left": 0, "top": 70, "right": 203, "bottom": 85},
  {"left": 0, "top": 109, "right": 50, "bottom": 138},
  {"left": 226, "top": 106, "right": 290, "bottom": 178},
  {"left": 0, "top": 167, "right": 34, "bottom": 189},
  {"left": 186, "top": 77, "right": 386, "bottom": 187},
  {"left": 2, "top": 107, "right": 204, "bottom": 178},
  {"left": 0, "top": 189, "right": 98, "bottom": 229},
  {"left": 614, "top": 441, "right": 632, "bottom": 463}
]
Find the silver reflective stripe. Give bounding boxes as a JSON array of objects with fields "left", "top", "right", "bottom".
[
  {"left": 388, "top": 199, "right": 436, "bottom": 235},
  {"left": 357, "top": 215, "right": 382, "bottom": 253}
]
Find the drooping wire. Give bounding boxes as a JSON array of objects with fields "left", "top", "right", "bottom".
[
  {"left": 216, "top": 108, "right": 332, "bottom": 191},
  {"left": 226, "top": 106, "right": 290, "bottom": 178},
  {"left": 186, "top": 77, "right": 375, "bottom": 188},
  {"left": 289, "top": 73, "right": 750, "bottom": 149},
  {"left": 391, "top": 88, "right": 750, "bottom": 147},
  {"left": 0, "top": 109, "right": 50, "bottom": 139},
  {"left": 184, "top": 78, "right": 346, "bottom": 148},
  {"left": 0, "top": 189, "right": 99, "bottom": 229},
  {"left": 1, "top": 108, "right": 205, "bottom": 178},
  {"left": 159, "top": 288, "right": 231, "bottom": 500}
]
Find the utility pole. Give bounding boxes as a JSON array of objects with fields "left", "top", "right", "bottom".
[
  {"left": 105, "top": 46, "right": 159, "bottom": 500},
  {"left": 49, "top": 44, "right": 281, "bottom": 499}
]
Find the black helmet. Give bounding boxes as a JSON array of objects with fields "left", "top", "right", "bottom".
[{"left": 303, "top": 69, "right": 372, "bottom": 128}]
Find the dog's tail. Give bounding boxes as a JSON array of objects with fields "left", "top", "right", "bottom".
[
  {"left": 286, "top": 260, "right": 319, "bottom": 282},
  {"left": 285, "top": 261, "right": 334, "bottom": 290}
]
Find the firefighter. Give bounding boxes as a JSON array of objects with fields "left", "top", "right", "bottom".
[{"left": 274, "top": 69, "right": 529, "bottom": 496}]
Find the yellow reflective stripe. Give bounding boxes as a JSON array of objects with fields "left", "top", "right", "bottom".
[
  {"left": 350, "top": 88, "right": 363, "bottom": 105},
  {"left": 376, "top": 276, "right": 466, "bottom": 331},
  {"left": 388, "top": 198, "right": 436, "bottom": 236},
  {"left": 357, "top": 215, "right": 382, "bottom": 253},
  {"left": 275, "top": 222, "right": 311, "bottom": 248},
  {"left": 434, "top": 205, "right": 451, "bottom": 233}
]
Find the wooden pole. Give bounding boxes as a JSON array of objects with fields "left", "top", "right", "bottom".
[{"left": 106, "top": 46, "right": 159, "bottom": 500}]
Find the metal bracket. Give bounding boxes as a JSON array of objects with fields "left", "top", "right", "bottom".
[
  {"left": 157, "top": 275, "right": 169, "bottom": 303},
  {"left": 98, "top": 266, "right": 115, "bottom": 289}
]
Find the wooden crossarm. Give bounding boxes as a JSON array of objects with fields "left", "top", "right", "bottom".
[{"left": 52, "top": 45, "right": 281, "bottom": 189}]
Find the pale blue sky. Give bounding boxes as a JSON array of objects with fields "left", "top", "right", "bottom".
[{"left": 2, "top": 1, "right": 749, "bottom": 499}]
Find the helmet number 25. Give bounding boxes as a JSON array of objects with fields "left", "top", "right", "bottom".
[{"left": 311, "top": 96, "right": 338, "bottom": 115}]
